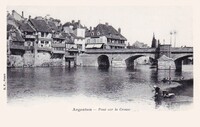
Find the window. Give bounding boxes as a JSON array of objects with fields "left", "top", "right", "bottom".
[
  {"left": 41, "top": 32, "right": 44, "bottom": 37},
  {"left": 100, "top": 38, "right": 103, "bottom": 43}
]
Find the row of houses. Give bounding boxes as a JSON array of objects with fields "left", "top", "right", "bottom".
[{"left": 7, "top": 10, "right": 127, "bottom": 67}]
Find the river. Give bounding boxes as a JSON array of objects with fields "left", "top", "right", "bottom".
[{"left": 7, "top": 65, "right": 193, "bottom": 111}]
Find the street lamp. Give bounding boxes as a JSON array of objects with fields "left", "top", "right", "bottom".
[
  {"left": 170, "top": 31, "right": 173, "bottom": 46},
  {"left": 174, "top": 30, "right": 177, "bottom": 47}
]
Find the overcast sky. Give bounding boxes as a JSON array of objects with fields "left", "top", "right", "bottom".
[{"left": 7, "top": 6, "right": 193, "bottom": 47}]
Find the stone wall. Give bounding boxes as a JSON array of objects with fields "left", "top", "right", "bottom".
[
  {"left": 157, "top": 60, "right": 176, "bottom": 70},
  {"left": 34, "top": 52, "right": 51, "bottom": 67},
  {"left": 77, "top": 54, "right": 98, "bottom": 67},
  {"left": 23, "top": 52, "right": 34, "bottom": 67},
  {"left": 8, "top": 51, "right": 66, "bottom": 67},
  {"left": 51, "top": 58, "right": 65, "bottom": 66},
  {"left": 7, "top": 55, "right": 23, "bottom": 67}
]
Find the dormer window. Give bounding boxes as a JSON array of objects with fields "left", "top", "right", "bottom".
[
  {"left": 91, "top": 32, "right": 94, "bottom": 36},
  {"left": 97, "top": 31, "right": 100, "bottom": 35}
]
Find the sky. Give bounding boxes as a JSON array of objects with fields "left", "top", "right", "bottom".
[{"left": 7, "top": 6, "right": 193, "bottom": 47}]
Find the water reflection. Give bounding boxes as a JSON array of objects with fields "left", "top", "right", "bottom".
[
  {"left": 7, "top": 65, "right": 193, "bottom": 109},
  {"left": 150, "top": 69, "right": 159, "bottom": 83}
]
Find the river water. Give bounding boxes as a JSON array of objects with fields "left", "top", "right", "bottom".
[{"left": 7, "top": 65, "right": 193, "bottom": 111}]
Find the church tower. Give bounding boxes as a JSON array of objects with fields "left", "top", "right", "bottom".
[{"left": 151, "top": 33, "right": 157, "bottom": 48}]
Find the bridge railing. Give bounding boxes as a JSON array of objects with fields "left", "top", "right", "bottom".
[
  {"left": 171, "top": 47, "right": 193, "bottom": 52},
  {"left": 85, "top": 48, "right": 157, "bottom": 54}
]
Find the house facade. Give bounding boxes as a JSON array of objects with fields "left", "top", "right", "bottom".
[
  {"left": 7, "top": 25, "right": 25, "bottom": 67},
  {"left": 85, "top": 23, "right": 127, "bottom": 49},
  {"left": 63, "top": 20, "right": 86, "bottom": 52},
  {"left": 29, "top": 18, "right": 53, "bottom": 66},
  {"left": 47, "top": 19, "right": 66, "bottom": 66}
]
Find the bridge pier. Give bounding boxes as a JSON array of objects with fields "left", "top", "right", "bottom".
[
  {"left": 125, "top": 60, "right": 135, "bottom": 69},
  {"left": 157, "top": 60, "right": 176, "bottom": 70},
  {"left": 174, "top": 60, "right": 182, "bottom": 71},
  {"left": 157, "top": 55, "right": 176, "bottom": 70}
]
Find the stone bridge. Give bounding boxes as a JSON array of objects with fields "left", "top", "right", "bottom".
[{"left": 77, "top": 47, "right": 193, "bottom": 71}]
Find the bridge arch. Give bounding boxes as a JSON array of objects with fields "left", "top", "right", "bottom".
[
  {"left": 125, "top": 54, "right": 155, "bottom": 68},
  {"left": 97, "top": 55, "right": 110, "bottom": 68},
  {"left": 174, "top": 54, "right": 193, "bottom": 71}
]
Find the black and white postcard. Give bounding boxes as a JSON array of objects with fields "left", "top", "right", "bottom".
[{"left": 0, "top": 0, "right": 200, "bottom": 127}]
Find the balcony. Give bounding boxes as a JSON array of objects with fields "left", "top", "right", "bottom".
[
  {"left": 25, "top": 35, "right": 36, "bottom": 39},
  {"left": 36, "top": 46, "right": 52, "bottom": 52},
  {"left": 67, "top": 48, "right": 79, "bottom": 52},
  {"left": 52, "top": 50, "right": 65, "bottom": 54},
  {"left": 52, "top": 43, "right": 65, "bottom": 48},
  {"left": 25, "top": 46, "right": 34, "bottom": 50},
  {"left": 38, "top": 37, "right": 53, "bottom": 41},
  {"left": 10, "top": 44, "right": 25, "bottom": 50}
]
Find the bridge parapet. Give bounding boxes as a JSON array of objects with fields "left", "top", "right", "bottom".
[
  {"left": 171, "top": 47, "right": 193, "bottom": 53},
  {"left": 85, "top": 48, "right": 157, "bottom": 54}
]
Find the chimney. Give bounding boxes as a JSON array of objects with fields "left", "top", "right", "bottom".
[
  {"left": 29, "top": 15, "right": 31, "bottom": 19},
  {"left": 12, "top": 10, "right": 15, "bottom": 16},
  {"left": 90, "top": 26, "right": 92, "bottom": 31},
  {"left": 22, "top": 11, "right": 24, "bottom": 18},
  {"left": 72, "top": 20, "right": 75, "bottom": 23},
  {"left": 105, "top": 22, "right": 108, "bottom": 26},
  {"left": 78, "top": 20, "right": 80, "bottom": 27},
  {"left": 118, "top": 28, "right": 121, "bottom": 34}
]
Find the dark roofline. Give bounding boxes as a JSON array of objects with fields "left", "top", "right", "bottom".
[
  {"left": 87, "top": 23, "right": 127, "bottom": 41},
  {"left": 18, "top": 21, "right": 36, "bottom": 33},
  {"left": 29, "top": 19, "right": 52, "bottom": 33}
]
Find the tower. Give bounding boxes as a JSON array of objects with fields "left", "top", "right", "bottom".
[{"left": 151, "top": 33, "right": 157, "bottom": 48}]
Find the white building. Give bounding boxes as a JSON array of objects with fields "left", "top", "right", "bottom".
[
  {"left": 63, "top": 20, "right": 86, "bottom": 52},
  {"left": 85, "top": 23, "right": 127, "bottom": 49}
]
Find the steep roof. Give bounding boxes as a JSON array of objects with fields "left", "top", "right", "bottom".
[
  {"left": 7, "top": 24, "right": 16, "bottom": 31},
  {"left": 18, "top": 21, "right": 36, "bottom": 33},
  {"left": 47, "top": 20, "right": 61, "bottom": 32},
  {"left": 86, "top": 24, "right": 127, "bottom": 41},
  {"left": 8, "top": 30, "right": 25, "bottom": 42},
  {"left": 63, "top": 21, "right": 84, "bottom": 30},
  {"left": 61, "top": 32, "right": 74, "bottom": 44},
  {"left": 52, "top": 32, "right": 65, "bottom": 40},
  {"left": 29, "top": 19, "right": 52, "bottom": 33}
]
